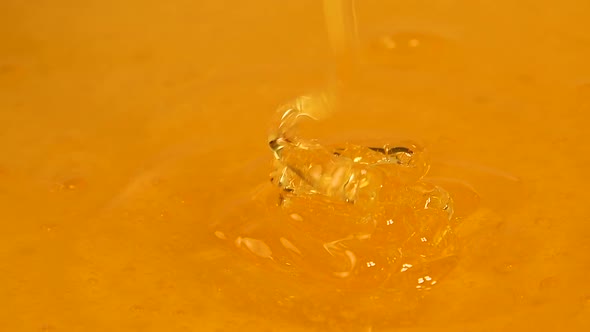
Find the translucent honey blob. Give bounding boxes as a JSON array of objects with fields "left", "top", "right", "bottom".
[{"left": 213, "top": 95, "right": 464, "bottom": 296}]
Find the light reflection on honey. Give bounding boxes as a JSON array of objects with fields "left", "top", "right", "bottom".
[{"left": 1, "top": 1, "right": 589, "bottom": 331}]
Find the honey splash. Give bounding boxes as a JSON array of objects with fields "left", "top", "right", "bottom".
[
  {"left": 1, "top": 1, "right": 590, "bottom": 332},
  {"left": 211, "top": 91, "right": 467, "bottom": 328}
]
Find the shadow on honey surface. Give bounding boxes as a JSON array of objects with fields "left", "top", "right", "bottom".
[{"left": 1, "top": 1, "right": 590, "bottom": 331}]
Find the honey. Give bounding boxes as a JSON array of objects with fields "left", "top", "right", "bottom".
[{"left": 1, "top": 1, "right": 589, "bottom": 331}]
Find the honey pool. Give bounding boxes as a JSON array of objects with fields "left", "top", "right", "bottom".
[{"left": 1, "top": 1, "right": 589, "bottom": 331}]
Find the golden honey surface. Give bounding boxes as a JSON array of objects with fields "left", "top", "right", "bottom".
[{"left": 1, "top": 1, "right": 589, "bottom": 331}]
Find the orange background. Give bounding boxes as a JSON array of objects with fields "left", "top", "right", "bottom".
[{"left": 1, "top": 1, "right": 589, "bottom": 331}]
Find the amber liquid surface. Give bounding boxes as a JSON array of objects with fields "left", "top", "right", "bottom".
[{"left": 1, "top": 1, "right": 589, "bottom": 331}]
